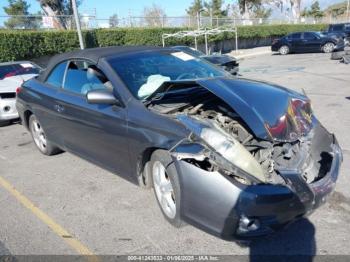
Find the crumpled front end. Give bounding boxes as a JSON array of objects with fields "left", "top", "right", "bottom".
[
  {"left": 171, "top": 119, "right": 342, "bottom": 239},
  {"left": 146, "top": 77, "right": 342, "bottom": 239}
]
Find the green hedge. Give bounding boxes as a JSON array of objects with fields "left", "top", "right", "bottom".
[{"left": 0, "top": 24, "right": 328, "bottom": 62}]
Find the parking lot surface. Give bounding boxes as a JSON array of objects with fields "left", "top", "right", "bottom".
[{"left": 0, "top": 52, "right": 350, "bottom": 257}]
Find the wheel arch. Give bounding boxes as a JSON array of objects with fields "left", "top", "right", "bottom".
[{"left": 137, "top": 147, "right": 167, "bottom": 188}]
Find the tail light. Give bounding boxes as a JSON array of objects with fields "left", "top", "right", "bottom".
[{"left": 16, "top": 87, "right": 22, "bottom": 95}]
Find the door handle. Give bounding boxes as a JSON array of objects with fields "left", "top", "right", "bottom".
[{"left": 54, "top": 104, "right": 65, "bottom": 113}]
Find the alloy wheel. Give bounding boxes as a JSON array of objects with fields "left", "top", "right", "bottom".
[
  {"left": 152, "top": 161, "right": 176, "bottom": 219},
  {"left": 31, "top": 119, "right": 47, "bottom": 152},
  {"left": 323, "top": 43, "right": 335, "bottom": 53},
  {"left": 279, "top": 46, "right": 289, "bottom": 55}
]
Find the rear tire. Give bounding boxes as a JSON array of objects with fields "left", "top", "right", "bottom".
[
  {"left": 323, "top": 42, "right": 335, "bottom": 53},
  {"left": 29, "top": 115, "right": 61, "bottom": 156},
  {"left": 150, "top": 150, "right": 183, "bottom": 228},
  {"left": 279, "top": 45, "right": 290, "bottom": 55}
]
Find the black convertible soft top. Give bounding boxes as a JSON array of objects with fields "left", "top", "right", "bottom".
[{"left": 39, "top": 46, "right": 163, "bottom": 81}]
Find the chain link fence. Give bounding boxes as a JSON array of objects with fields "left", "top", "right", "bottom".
[{"left": 0, "top": 15, "right": 349, "bottom": 30}]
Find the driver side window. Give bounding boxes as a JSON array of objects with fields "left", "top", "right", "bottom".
[
  {"left": 303, "top": 32, "right": 317, "bottom": 40},
  {"left": 291, "top": 33, "right": 302, "bottom": 39},
  {"left": 63, "top": 60, "right": 112, "bottom": 95}
]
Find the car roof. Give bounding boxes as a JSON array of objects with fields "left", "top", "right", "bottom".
[
  {"left": 0, "top": 61, "right": 36, "bottom": 66},
  {"left": 49, "top": 46, "right": 164, "bottom": 64},
  {"left": 330, "top": 23, "right": 349, "bottom": 26},
  {"left": 38, "top": 46, "right": 164, "bottom": 81}
]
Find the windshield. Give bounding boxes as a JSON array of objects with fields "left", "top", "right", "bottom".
[
  {"left": 108, "top": 50, "right": 228, "bottom": 100},
  {"left": 0, "top": 63, "right": 40, "bottom": 80}
]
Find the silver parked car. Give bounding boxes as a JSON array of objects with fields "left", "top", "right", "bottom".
[{"left": 0, "top": 61, "right": 41, "bottom": 125}]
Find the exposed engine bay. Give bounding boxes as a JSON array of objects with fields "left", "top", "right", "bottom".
[{"left": 147, "top": 88, "right": 332, "bottom": 185}]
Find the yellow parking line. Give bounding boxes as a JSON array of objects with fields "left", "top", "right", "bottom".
[{"left": 0, "top": 175, "right": 98, "bottom": 262}]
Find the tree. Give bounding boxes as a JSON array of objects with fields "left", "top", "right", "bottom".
[
  {"left": 308, "top": 0, "right": 324, "bottom": 18},
  {"left": 300, "top": 0, "right": 324, "bottom": 19},
  {"left": 237, "top": 0, "right": 262, "bottom": 19},
  {"left": 252, "top": 5, "right": 272, "bottom": 18},
  {"left": 186, "top": 0, "right": 204, "bottom": 16},
  {"left": 38, "top": 0, "right": 81, "bottom": 29},
  {"left": 237, "top": 0, "right": 274, "bottom": 20},
  {"left": 227, "top": 3, "right": 241, "bottom": 18},
  {"left": 3, "top": 0, "right": 31, "bottom": 29},
  {"left": 142, "top": 4, "right": 166, "bottom": 27},
  {"left": 266, "top": 0, "right": 302, "bottom": 21},
  {"left": 301, "top": 7, "right": 308, "bottom": 17},
  {"left": 290, "top": 0, "right": 301, "bottom": 21},
  {"left": 109, "top": 13, "right": 118, "bottom": 28},
  {"left": 324, "top": 1, "right": 347, "bottom": 18},
  {"left": 203, "top": 0, "right": 228, "bottom": 17}
]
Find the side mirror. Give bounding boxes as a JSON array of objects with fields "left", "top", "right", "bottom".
[{"left": 86, "top": 89, "right": 120, "bottom": 105}]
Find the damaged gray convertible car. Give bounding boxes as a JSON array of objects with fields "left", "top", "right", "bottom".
[{"left": 16, "top": 46, "right": 342, "bottom": 240}]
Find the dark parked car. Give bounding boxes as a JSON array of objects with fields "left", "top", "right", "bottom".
[
  {"left": 172, "top": 46, "right": 239, "bottom": 75},
  {"left": 271, "top": 31, "right": 345, "bottom": 55},
  {"left": 16, "top": 46, "right": 342, "bottom": 240},
  {"left": 324, "top": 23, "right": 350, "bottom": 43}
]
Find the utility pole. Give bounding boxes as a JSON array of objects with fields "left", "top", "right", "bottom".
[
  {"left": 347, "top": 0, "right": 350, "bottom": 21},
  {"left": 72, "top": 0, "right": 84, "bottom": 49},
  {"left": 197, "top": 11, "right": 200, "bottom": 29}
]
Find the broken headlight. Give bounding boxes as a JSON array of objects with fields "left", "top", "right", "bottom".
[{"left": 176, "top": 114, "right": 267, "bottom": 183}]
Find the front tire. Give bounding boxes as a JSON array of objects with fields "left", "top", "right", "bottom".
[
  {"left": 150, "top": 150, "right": 183, "bottom": 228},
  {"left": 29, "top": 115, "right": 61, "bottom": 156},
  {"left": 323, "top": 42, "right": 335, "bottom": 53},
  {"left": 279, "top": 45, "right": 290, "bottom": 55}
]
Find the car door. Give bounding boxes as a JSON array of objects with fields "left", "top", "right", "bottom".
[
  {"left": 53, "top": 60, "right": 131, "bottom": 178},
  {"left": 29, "top": 61, "right": 69, "bottom": 147},
  {"left": 302, "top": 32, "right": 321, "bottom": 52},
  {"left": 290, "top": 33, "right": 303, "bottom": 52}
]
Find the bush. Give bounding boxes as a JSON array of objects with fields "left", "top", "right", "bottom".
[{"left": 0, "top": 24, "right": 328, "bottom": 62}]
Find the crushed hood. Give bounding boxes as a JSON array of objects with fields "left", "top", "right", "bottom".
[{"left": 195, "top": 77, "right": 314, "bottom": 142}]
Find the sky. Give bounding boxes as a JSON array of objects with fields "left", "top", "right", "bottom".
[
  {"left": 0, "top": 0, "right": 200, "bottom": 17},
  {"left": 0, "top": 0, "right": 343, "bottom": 18}
]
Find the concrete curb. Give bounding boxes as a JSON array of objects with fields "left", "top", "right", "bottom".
[
  {"left": 227, "top": 47, "right": 272, "bottom": 59},
  {"left": 234, "top": 50, "right": 272, "bottom": 59}
]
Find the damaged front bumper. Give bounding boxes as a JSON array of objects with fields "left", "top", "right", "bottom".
[{"left": 171, "top": 124, "right": 342, "bottom": 240}]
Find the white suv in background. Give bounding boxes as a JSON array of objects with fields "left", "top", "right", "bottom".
[{"left": 0, "top": 61, "right": 41, "bottom": 126}]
